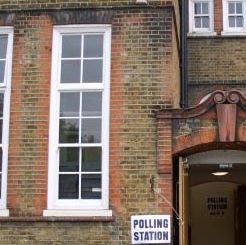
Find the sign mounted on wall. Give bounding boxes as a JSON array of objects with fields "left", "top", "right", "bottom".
[
  {"left": 131, "top": 215, "right": 171, "bottom": 244},
  {"left": 207, "top": 196, "right": 228, "bottom": 216}
]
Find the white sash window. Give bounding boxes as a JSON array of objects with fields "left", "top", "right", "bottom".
[{"left": 44, "top": 25, "right": 111, "bottom": 216}]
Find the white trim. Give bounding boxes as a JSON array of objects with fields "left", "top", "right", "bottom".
[
  {"left": 189, "top": 0, "right": 214, "bottom": 34},
  {"left": 43, "top": 209, "right": 112, "bottom": 217},
  {"left": 223, "top": 0, "right": 246, "bottom": 33},
  {"left": 47, "top": 25, "right": 111, "bottom": 212},
  {"left": 0, "top": 27, "right": 13, "bottom": 213},
  {"left": 0, "top": 209, "right": 9, "bottom": 217},
  {"left": 58, "top": 83, "right": 104, "bottom": 91},
  {"left": 221, "top": 30, "right": 246, "bottom": 35},
  {"left": 188, "top": 31, "right": 217, "bottom": 36}
]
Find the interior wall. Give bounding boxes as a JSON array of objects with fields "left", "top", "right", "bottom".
[
  {"left": 190, "top": 182, "right": 238, "bottom": 245},
  {"left": 187, "top": 150, "right": 246, "bottom": 164}
]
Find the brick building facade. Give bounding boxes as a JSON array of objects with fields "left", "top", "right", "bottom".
[
  {"left": 0, "top": 0, "right": 246, "bottom": 244},
  {"left": 0, "top": 0, "right": 180, "bottom": 244}
]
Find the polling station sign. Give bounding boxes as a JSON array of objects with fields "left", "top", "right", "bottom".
[{"left": 131, "top": 215, "right": 171, "bottom": 244}]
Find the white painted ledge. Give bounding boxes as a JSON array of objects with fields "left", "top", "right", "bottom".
[
  {"left": 188, "top": 32, "right": 217, "bottom": 37},
  {"left": 0, "top": 209, "right": 9, "bottom": 217},
  {"left": 43, "top": 209, "right": 112, "bottom": 217},
  {"left": 221, "top": 31, "right": 246, "bottom": 36}
]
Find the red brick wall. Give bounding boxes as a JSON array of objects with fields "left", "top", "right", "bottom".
[
  {"left": 0, "top": 0, "right": 172, "bottom": 10},
  {"left": 8, "top": 14, "right": 52, "bottom": 216},
  {"left": 214, "top": 0, "right": 223, "bottom": 33}
]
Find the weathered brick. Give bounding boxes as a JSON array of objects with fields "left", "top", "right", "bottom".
[
  {"left": 0, "top": 3, "right": 179, "bottom": 244},
  {"left": 188, "top": 37, "right": 246, "bottom": 105}
]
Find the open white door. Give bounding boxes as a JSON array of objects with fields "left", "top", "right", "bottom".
[{"left": 179, "top": 157, "right": 189, "bottom": 245}]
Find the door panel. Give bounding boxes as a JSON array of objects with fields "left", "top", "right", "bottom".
[
  {"left": 235, "top": 185, "right": 246, "bottom": 245},
  {"left": 179, "top": 157, "right": 189, "bottom": 245}
]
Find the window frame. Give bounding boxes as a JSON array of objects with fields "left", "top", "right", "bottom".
[
  {"left": 45, "top": 25, "right": 111, "bottom": 216},
  {"left": 222, "top": 0, "right": 246, "bottom": 34},
  {"left": 189, "top": 0, "right": 215, "bottom": 35},
  {"left": 0, "top": 27, "right": 13, "bottom": 216}
]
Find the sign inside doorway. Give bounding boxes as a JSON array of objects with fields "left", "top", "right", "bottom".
[
  {"left": 207, "top": 197, "right": 228, "bottom": 216},
  {"left": 131, "top": 215, "right": 171, "bottom": 244}
]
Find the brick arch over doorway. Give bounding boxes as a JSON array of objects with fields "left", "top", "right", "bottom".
[
  {"left": 173, "top": 129, "right": 246, "bottom": 156},
  {"left": 156, "top": 90, "right": 246, "bottom": 174}
]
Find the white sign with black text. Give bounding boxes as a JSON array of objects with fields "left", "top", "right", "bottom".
[{"left": 131, "top": 215, "right": 171, "bottom": 244}]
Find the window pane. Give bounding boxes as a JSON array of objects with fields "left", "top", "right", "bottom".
[
  {"left": 229, "top": 16, "right": 236, "bottom": 27},
  {"left": 236, "top": 2, "right": 243, "bottom": 13},
  {"left": 0, "top": 174, "right": 2, "bottom": 198},
  {"left": 60, "top": 92, "right": 80, "bottom": 117},
  {"left": 0, "top": 148, "right": 2, "bottom": 172},
  {"left": 61, "top": 60, "right": 81, "bottom": 83},
  {"left": 82, "top": 92, "right": 102, "bottom": 117},
  {"left": 0, "top": 93, "right": 4, "bottom": 117},
  {"left": 59, "top": 147, "right": 79, "bottom": 172},
  {"left": 195, "top": 17, "right": 202, "bottom": 28},
  {"left": 202, "top": 16, "right": 209, "bottom": 28},
  {"left": 59, "top": 174, "right": 79, "bottom": 199},
  {"left": 59, "top": 119, "right": 79, "bottom": 143},
  {"left": 194, "top": 2, "right": 201, "bottom": 14},
  {"left": 83, "top": 60, "right": 103, "bottom": 83},
  {"left": 229, "top": 2, "right": 235, "bottom": 14},
  {"left": 81, "top": 118, "right": 101, "bottom": 143},
  {"left": 236, "top": 16, "right": 243, "bottom": 27},
  {"left": 202, "top": 2, "right": 209, "bottom": 14},
  {"left": 82, "top": 147, "right": 101, "bottom": 172},
  {"left": 62, "top": 35, "right": 81, "bottom": 58},
  {"left": 0, "top": 36, "right": 7, "bottom": 59},
  {"left": 84, "top": 35, "right": 103, "bottom": 58},
  {"left": 0, "top": 120, "right": 2, "bottom": 144},
  {"left": 81, "top": 174, "right": 101, "bottom": 199},
  {"left": 0, "top": 61, "right": 5, "bottom": 83}
]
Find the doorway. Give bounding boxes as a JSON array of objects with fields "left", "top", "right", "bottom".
[{"left": 176, "top": 150, "right": 246, "bottom": 245}]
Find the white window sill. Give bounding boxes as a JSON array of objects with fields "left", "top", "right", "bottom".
[
  {"left": 221, "top": 31, "right": 246, "bottom": 36},
  {"left": 43, "top": 209, "right": 112, "bottom": 217},
  {"left": 188, "top": 32, "right": 217, "bottom": 37},
  {"left": 0, "top": 209, "right": 9, "bottom": 217}
]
